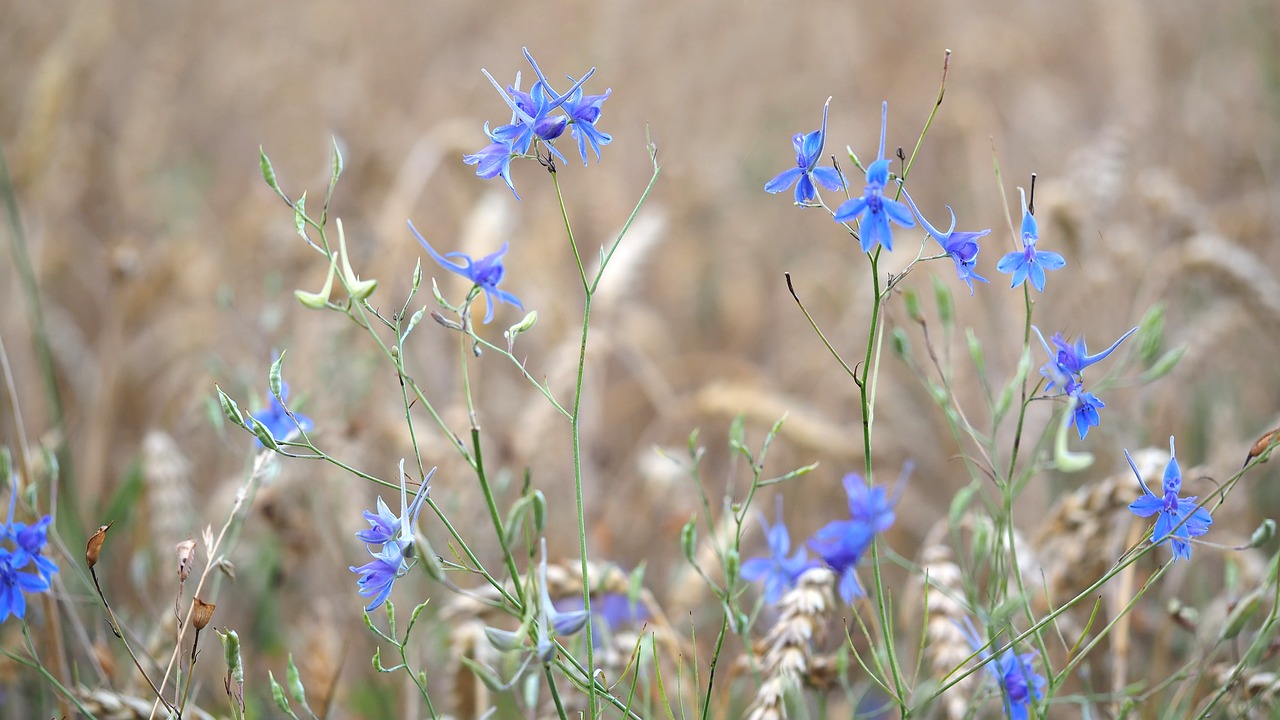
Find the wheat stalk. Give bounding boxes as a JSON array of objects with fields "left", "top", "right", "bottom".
[{"left": 744, "top": 566, "right": 836, "bottom": 720}]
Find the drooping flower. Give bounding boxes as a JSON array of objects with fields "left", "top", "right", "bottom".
[
  {"left": 408, "top": 221, "right": 524, "bottom": 325},
  {"left": 741, "top": 503, "right": 816, "bottom": 605},
  {"left": 1065, "top": 382, "right": 1105, "bottom": 441},
  {"left": 962, "top": 622, "right": 1046, "bottom": 720},
  {"left": 534, "top": 538, "right": 589, "bottom": 662},
  {"left": 764, "top": 98, "right": 846, "bottom": 206},
  {"left": 560, "top": 78, "right": 613, "bottom": 166},
  {"left": 463, "top": 123, "right": 519, "bottom": 198},
  {"left": 249, "top": 380, "right": 313, "bottom": 447},
  {"left": 899, "top": 187, "right": 991, "bottom": 295},
  {"left": 807, "top": 473, "right": 895, "bottom": 603},
  {"left": 1127, "top": 436, "right": 1213, "bottom": 560},
  {"left": 996, "top": 187, "right": 1065, "bottom": 292},
  {"left": 832, "top": 102, "right": 916, "bottom": 253},
  {"left": 356, "top": 465, "right": 434, "bottom": 549},
  {"left": 349, "top": 542, "right": 410, "bottom": 612}
]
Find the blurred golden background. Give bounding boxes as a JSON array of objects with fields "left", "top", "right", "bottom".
[{"left": 2, "top": 0, "right": 1279, "bottom": 715}]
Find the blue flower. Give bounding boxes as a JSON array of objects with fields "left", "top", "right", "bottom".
[
  {"left": 962, "top": 623, "right": 1046, "bottom": 720},
  {"left": 1, "top": 548, "right": 52, "bottom": 623},
  {"left": 0, "top": 480, "right": 56, "bottom": 623},
  {"left": 1127, "top": 436, "right": 1213, "bottom": 561},
  {"left": 349, "top": 543, "right": 410, "bottom": 612},
  {"left": 832, "top": 102, "right": 916, "bottom": 253},
  {"left": 463, "top": 124, "right": 519, "bottom": 199},
  {"left": 10, "top": 516, "right": 57, "bottom": 581},
  {"left": 535, "top": 538, "right": 589, "bottom": 662},
  {"left": 482, "top": 50, "right": 594, "bottom": 163},
  {"left": 899, "top": 187, "right": 991, "bottom": 294},
  {"left": 356, "top": 466, "right": 433, "bottom": 548},
  {"left": 408, "top": 221, "right": 524, "bottom": 325},
  {"left": 996, "top": 187, "right": 1065, "bottom": 291},
  {"left": 249, "top": 380, "right": 313, "bottom": 447},
  {"left": 741, "top": 504, "right": 816, "bottom": 605},
  {"left": 807, "top": 473, "right": 895, "bottom": 603},
  {"left": 1034, "top": 326, "right": 1137, "bottom": 392},
  {"left": 560, "top": 78, "right": 613, "bottom": 166},
  {"left": 764, "top": 98, "right": 846, "bottom": 206},
  {"left": 1065, "top": 383, "right": 1105, "bottom": 441}
]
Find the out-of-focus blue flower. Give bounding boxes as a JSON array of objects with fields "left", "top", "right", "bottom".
[
  {"left": 0, "top": 548, "right": 52, "bottom": 623},
  {"left": 899, "top": 187, "right": 991, "bottom": 295},
  {"left": 535, "top": 538, "right": 589, "bottom": 662},
  {"left": 349, "top": 543, "right": 409, "bottom": 612},
  {"left": 1127, "top": 436, "right": 1213, "bottom": 561},
  {"left": 0, "top": 480, "right": 57, "bottom": 622},
  {"left": 10, "top": 517, "right": 57, "bottom": 581},
  {"left": 741, "top": 503, "right": 816, "bottom": 605},
  {"left": 807, "top": 473, "right": 895, "bottom": 603},
  {"left": 962, "top": 622, "right": 1046, "bottom": 720},
  {"left": 463, "top": 123, "right": 520, "bottom": 199},
  {"left": 553, "top": 592, "right": 649, "bottom": 650},
  {"left": 250, "top": 380, "right": 313, "bottom": 447},
  {"left": 833, "top": 102, "right": 915, "bottom": 253},
  {"left": 996, "top": 187, "right": 1065, "bottom": 292},
  {"left": 560, "top": 78, "right": 613, "bottom": 166},
  {"left": 764, "top": 98, "right": 846, "bottom": 206},
  {"left": 408, "top": 221, "right": 524, "bottom": 325}
]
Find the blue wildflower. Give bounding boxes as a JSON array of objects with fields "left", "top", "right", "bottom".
[
  {"left": 832, "top": 102, "right": 916, "bottom": 253},
  {"left": 962, "top": 622, "right": 1046, "bottom": 720},
  {"left": 996, "top": 187, "right": 1065, "bottom": 292},
  {"left": 482, "top": 50, "right": 594, "bottom": 162},
  {"left": 1127, "top": 436, "right": 1213, "bottom": 561},
  {"left": 764, "top": 98, "right": 846, "bottom": 206},
  {"left": 741, "top": 503, "right": 815, "bottom": 604},
  {"left": 1, "top": 548, "right": 52, "bottom": 623},
  {"left": 807, "top": 473, "right": 895, "bottom": 603},
  {"left": 349, "top": 543, "right": 409, "bottom": 612},
  {"left": 408, "top": 221, "right": 523, "bottom": 325},
  {"left": 0, "top": 480, "right": 56, "bottom": 622},
  {"left": 560, "top": 78, "right": 613, "bottom": 165},
  {"left": 463, "top": 123, "right": 519, "bottom": 199},
  {"left": 1035, "top": 326, "right": 1138, "bottom": 392},
  {"left": 1065, "top": 382, "right": 1105, "bottom": 441},
  {"left": 535, "top": 538, "right": 589, "bottom": 662},
  {"left": 899, "top": 187, "right": 991, "bottom": 294},
  {"left": 250, "top": 379, "right": 313, "bottom": 447},
  {"left": 356, "top": 465, "right": 433, "bottom": 548}
]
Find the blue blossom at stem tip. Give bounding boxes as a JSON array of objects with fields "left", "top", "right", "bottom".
[
  {"left": 349, "top": 461, "right": 434, "bottom": 612},
  {"left": 560, "top": 76, "right": 613, "bottom": 166},
  {"left": 764, "top": 98, "right": 846, "bottom": 206},
  {"left": 1127, "top": 436, "right": 1213, "bottom": 560},
  {"left": 741, "top": 499, "right": 816, "bottom": 605},
  {"left": 0, "top": 476, "right": 57, "bottom": 623},
  {"left": 408, "top": 220, "right": 523, "bottom": 324},
  {"left": 996, "top": 187, "right": 1065, "bottom": 291},
  {"left": 807, "top": 473, "right": 896, "bottom": 604},
  {"left": 832, "top": 102, "right": 915, "bottom": 253},
  {"left": 249, "top": 379, "right": 313, "bottom": 447},
  {"left": 898, "top": 186, "right": 991, "bottom": 294},
  {"left": 356, "top": 465, "right": 434, "bottom": 548},
  {"left": 1033, "top": 326, "right": 1138, "bottom": 393}
]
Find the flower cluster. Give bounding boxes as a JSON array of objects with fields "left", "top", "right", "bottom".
[
  {"left": 350, "top": 464, "right": 434, "bottom": 611},
  {"left": 1033, "top": 325, "right": 1136, "bottom": 440},
  {"left": 465, "top": 48, "right": 612, "bottom": 199},
  {"left": 1126, "top": 436, "right": 1212, "bottom": 561},
  {"left": 1, "top": 478, "right": 58, "bottom": 623},
  {"left": 744, "top": 474, "right": 895, "bottom": 605}
]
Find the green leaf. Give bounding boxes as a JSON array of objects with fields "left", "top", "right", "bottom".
[{"left": 680, "top": 517, "right": 698, "bottom": 564}]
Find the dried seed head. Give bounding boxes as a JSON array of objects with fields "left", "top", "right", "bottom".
[
  {"left": 192, "top": 597, "right": 216, "bottom": 630},
  {"left": 175, "top": 539, "right": 197, "bottom": 581},
  {"left": 86, "top": 523, "right": 113, "bottom": 568}
]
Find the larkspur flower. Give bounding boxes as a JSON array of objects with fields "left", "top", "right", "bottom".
[
  {"left": 807, "top": 473, "right": 895, "bottom": 604},
  {"left": 996, "top": 187, "right": 1065, "bottom": 292},
  {"left": 1127, "top": 436, "right": 1213, "bottom": 560},
  {"left": 408, "top": 220, "right": 523, "bottom": 324},
  {"left": 764, "top": 98, "right": 846, "bottom": 206},
  {"left": 833, "top": 102, "right": 915, "bottom": 253},
  {"left": 741, "top": 503, "right": 815, "bottom": 604},
  {"left": 535, "top": 538, "right": 589, "bottom": 662},
  {"left": 962, "top": 622, "right": 1046, "bottom": 720},
  {"left": 463, "top": 123, "right": 519, "bottom": 198},
  {"left": 899, "top": 187, "right": 991, "bottom": 294},
  {"left": 249, "top": 380, "right": 313, "bottom": 447},
  {"left": 356, "top": 465, "right": 433, "bottom": 548},
  {"left": 554, "top": 592, "right": 648, "bottom": 640},
  {"left": 483, "top": 50, "right": 593, "bottom": 161},
  {"left": 560, "top": 77, "right": 613, "bottom": 165},
  {"left": 1, "top": 548, "right": 52, "bottom": 623},
  {"left": 1034, "top": 326, "right": 1138, "bottom": 392},
  {"left": 349, "top": 542, "right": 409, "bottom": 612},
  {"left": 1065, "top": 382, "right": 1105, "bottom": 441},
  {"left": 0, "top": 479, "right": 57, "bottom": 622}
]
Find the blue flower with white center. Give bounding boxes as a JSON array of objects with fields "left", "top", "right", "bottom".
[
  {"left": 833, "top": 102, "right": 916, "bottom": 253},
  {"left": 560, "top": 78, "right": 613, "bottom": 166},
  {"left": 996, "top": 187, "right": 1065, "bottom": 292},
  {"left": 764, "top": 98, "right": 846, "bottom": 206},
  {"left": 741, "top": 502, "right": 815, "bottom": 605},
  {"left": 807, "top": 473, "right": 895, "bottom": 604},
  {"left": 899, "top": 187, "right": 991, "bottom": 295},
  {"left": 1127, "top": 436, "right": 1213, "bottom": 561},
  {"left": 249, "top": 379, "right": 313, "bottom": 447},
  {"left": 961, "top": 622, "right": 1046, "bottom": 720},
  {"left": 408, "top": 221, "right": 524, "bottom": 325}
]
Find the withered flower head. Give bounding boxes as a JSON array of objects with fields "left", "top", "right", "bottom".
[
  {"left": 175, "top": 539, "right": 197, "bottom": 581},
  {"left": 85, "top": 523, "right": 113, "bottom": 568},
  {"left": 192, "top": 597, "right": 216, "bottom": 630}
]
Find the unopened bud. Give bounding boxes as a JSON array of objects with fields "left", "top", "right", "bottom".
[
  {"left": 176, "top": 539, "right": 197, "bottom": 582},
  {"left": 86, "top": 523, "right": 112, "bottom": 568},
  {"left": 192, "top": 597, "right": 216, "bottom": 630}
]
